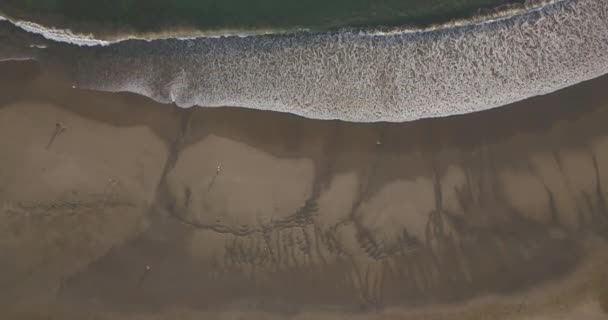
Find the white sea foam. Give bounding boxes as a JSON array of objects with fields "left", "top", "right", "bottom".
[
  {"left": 13, "top": 20, "right": 110, "bottom": 46},
  {"left": 0, "top": 12, "right": 306, "bottom": 44},
  {"left": 0, "top": 15, "right": 109, "bottom": 46},
  {"left": 1, "top": 0, "right": 607, "bottom": 122},
  {"left": 0, "top": 1, "right": 556, "bottom": 44},
  {"left": 0, "top": 57, "right": 35, "bottom": 62},
  {"left": 60, "top": 0, "right": 607, "bottom": 122}
]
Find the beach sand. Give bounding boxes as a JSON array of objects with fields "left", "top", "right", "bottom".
[{"left": 1, "top": 60, "right": 607, "bottom": 319}]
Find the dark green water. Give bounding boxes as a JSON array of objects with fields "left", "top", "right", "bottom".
[{"left": 4, "top": 0, "right": 521, "bottom": 32}]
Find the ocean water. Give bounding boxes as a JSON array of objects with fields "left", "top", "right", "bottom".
[
  {"left": 1, "top": 0, "right": 607, "bottom": 122},
  {"left": 1, "top": 0, "right": 523, "bottom": 32}
]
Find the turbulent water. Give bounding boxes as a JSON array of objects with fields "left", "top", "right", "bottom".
[{"left": 1, "top": 0, "right": 608, "bottom": 122}]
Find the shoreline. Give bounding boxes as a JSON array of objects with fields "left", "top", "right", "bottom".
[
  {"left": 0, "top": 0, "right": 540, "bottom": 43},
  {"left": 2, "top": 0, "right": 606, "bottom": 123},
  {"left": 0, "top": 1, "right": 555, "bottom": 45},
  {"left": 54, "top": 0, "right": 608, "bottom": 122}
]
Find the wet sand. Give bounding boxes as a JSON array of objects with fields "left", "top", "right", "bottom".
[{"left": 0, "top": 60, "right": 607, "bottom": 319}]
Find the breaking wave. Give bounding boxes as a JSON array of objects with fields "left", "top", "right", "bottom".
[{"left": 2, "top": 0, "right": 608, "bottom": 122}]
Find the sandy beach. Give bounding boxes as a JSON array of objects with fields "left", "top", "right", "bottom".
[{"left": 0, "top": 60, "right": 607, "bottom": 319}]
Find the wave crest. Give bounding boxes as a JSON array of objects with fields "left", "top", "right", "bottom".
[{"left": 3, "top": 0, "right": 608, "bottom": 122}]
